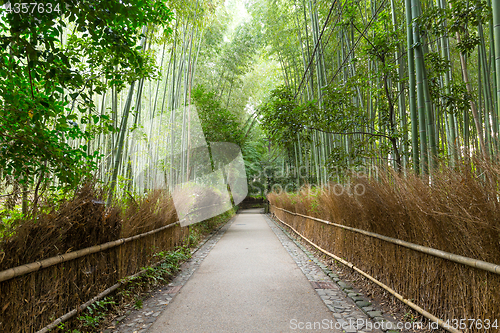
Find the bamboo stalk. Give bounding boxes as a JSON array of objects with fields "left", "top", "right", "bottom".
[
  {"left": 411, "top": 0, "right": 428, "bottom": 174},
  {"left": 391, "top": 0, "right": 408, "bottom": 170},
  {"left": 493, "top": 0, "right": 500, "bottom": 138},
  {"left": 456, "top": 31, "right": 487, "bottom": 159},
  {"left": 439, "top": 0, "right": 458, "bottom": 165}
]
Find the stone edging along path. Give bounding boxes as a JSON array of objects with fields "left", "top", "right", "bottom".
[{"left": 263, "top": 214, "right": 400, "bottom": 333}]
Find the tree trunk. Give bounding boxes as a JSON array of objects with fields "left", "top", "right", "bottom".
[
  {"left": 439, "top": 0, "right": 458, "bottom": 164},
  {"left": 106, "top": 81, "right": 136, "bottom": 205},
  {"left": 391, "top": 0, "right": 408, "bottom": 171}
]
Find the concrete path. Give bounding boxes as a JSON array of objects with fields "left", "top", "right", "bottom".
[{"left": 148, "top": 212, "right": 338, "bottom": 333}]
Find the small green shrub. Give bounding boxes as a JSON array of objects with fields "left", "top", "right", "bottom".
[{"left": 77, "top": 297, "right": 115, "bottom": 328}]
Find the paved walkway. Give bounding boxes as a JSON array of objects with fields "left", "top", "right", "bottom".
[
  {"left": 149, "top": 212, "right": 335, "bottom": 332},
  {"left": 113, "top": 211, "right": 394, "bottom": 332}
]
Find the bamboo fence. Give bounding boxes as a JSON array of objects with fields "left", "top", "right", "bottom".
[
  {"left": 271, "top": 205, "right": 500, "bottom": 332},
  {"left": 0, "top": 221, "right": 188, "bottom": 332}
]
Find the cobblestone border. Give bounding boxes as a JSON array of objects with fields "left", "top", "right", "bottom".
[
  {"left": 264, "top": 214, "right": 400, "bottom": 333},
  {"left": 108, "top": 217, "right": 236, "bottom": 333}
]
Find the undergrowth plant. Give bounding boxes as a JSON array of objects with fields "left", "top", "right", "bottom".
[
  {"left": 64, "top": 247, "right": 190, "bottom": 332},
  {"left": 77, "top": 297, "right": 116, "bottom": 328}
]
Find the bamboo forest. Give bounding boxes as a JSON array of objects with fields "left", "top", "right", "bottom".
[{"left": 0, "top": 0, "right": 499, "bottom": 332}]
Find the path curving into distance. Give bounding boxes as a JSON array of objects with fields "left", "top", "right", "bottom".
[{"left": 114, "top": 209, "right": 386, "bottom": 332}]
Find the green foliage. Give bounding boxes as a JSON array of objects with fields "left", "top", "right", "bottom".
[
  {"left": 241, "top": 136, "right": 267, "bottom": 196},
  {"left": 321, "top": 77, "right": 368, "bottom": 133},
  {"left": 154, "top": 248, "right": 190, "bottom": 269},
  {"left": 259, "top": 85, "right": 305, "bottom": 147},
  {"left": 364, "top": 9, "right": 400, "bottom": 63},
  {"left": 126, "top": 248, "right": 191, "bottom": 289},
  {"left": 0, "top": 206, "right": 23, "bottom": 238},
  {"left": 442, "top": 83, "right": 471, "bottom": 116},
  {"left": 219, "top": 24, "right": 258, "bottom": 79},
  {"left": 186, "top": 232, "right": 200, "bottom": 246},
  {"left": 192, "top": 85, "right": 244, "bottom": 146},
  {"left": 417, "top": 0, "right": 491, "bottom": 56},
  {"left": 0, "top": 0, "right": 173, "bottom": 191},
  {"left": 424, "top": 51, "right": 470, "bottom": 117},
  {"left": 133, "top": 298, "right": 143, "bottom": 310},
  {"left": 425, "top": 51, "right": 452, "bottom": 101},
  {"left": 327, "top": 144, "right": 365, "bottom": 172},
  {"left": 77, "top": 297, "right": 115, "bottom": 328},
  {"left": 195, "top": 12, "right": 260, "bottom": 120},
  {"left": 260, "top": 77, "right": 383, "bottom": 171},
  {"left": 56, "top": 321, "right": 82, "bottom": 333}
]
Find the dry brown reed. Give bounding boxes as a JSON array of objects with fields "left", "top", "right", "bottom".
[
  {"left": 0, "top": 185, "right": 188, "bottom": 332},
  {"left": 0, "top": 185, "right": 121, "bottom": 270},
  {"left": 269, "top": 160, "right": 500, "bottom": 331},
  {"left": 121, "top": 189, "right": 178, "bottom": 237}
]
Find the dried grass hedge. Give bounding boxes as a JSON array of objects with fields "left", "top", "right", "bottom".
[
  {"left": 268, "top": 161, "right": 500, "bottom": 331},
  {"left": 0, "top": 186, "right": 188, "bottom": 332}
]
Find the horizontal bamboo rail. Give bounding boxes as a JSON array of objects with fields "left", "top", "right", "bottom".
[
  {"left": 272, "top": 205, "right": 500, "bottom": 275},
  {"left": 36, "top": 215, "right": 236, "bottom": 333},
  {"left": 0, "top": 221, "right": 181, "bottom": 283},
  {"left": 270, "top": 212, "right": 463, "bottom": 333},
  {"left": 36, "top": 251, "right": 172, "bottom": 333},
  {"left": 37, "top": 279, "right": 123, "bottom": 333}
]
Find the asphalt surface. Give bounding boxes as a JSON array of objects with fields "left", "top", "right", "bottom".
[{"left": 148, "top": 210, "right": 339, "bottom": 333}]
